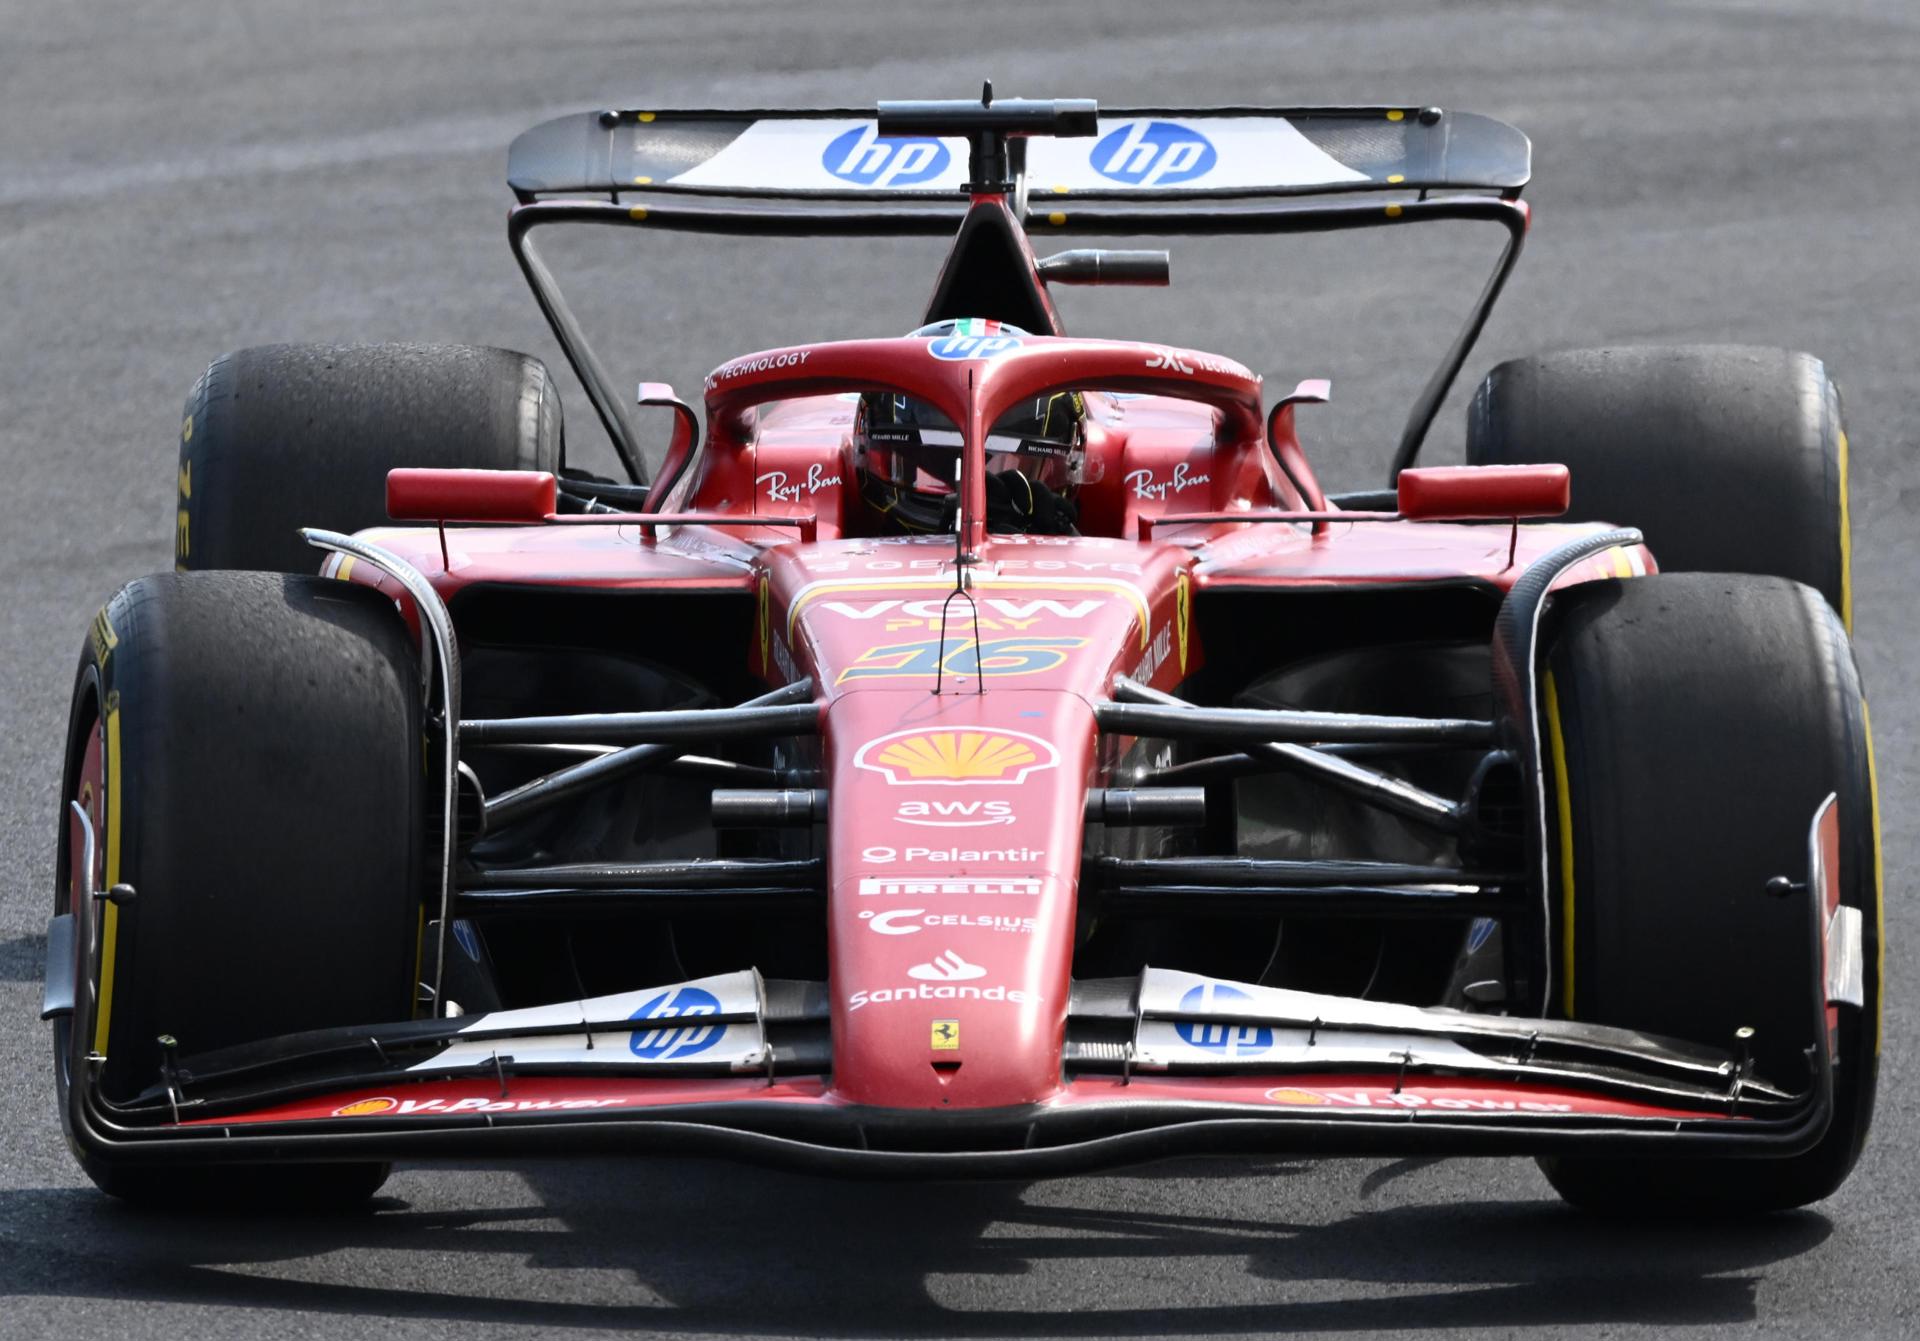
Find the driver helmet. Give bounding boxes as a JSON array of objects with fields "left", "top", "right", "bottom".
[{"left": 855, "top": 319, "right": 1082, "bottom": 533}]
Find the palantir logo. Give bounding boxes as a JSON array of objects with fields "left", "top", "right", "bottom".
[
  {"left": 628, "top": 986, "right": 724, "bottom": 1060},
  {"left": 1092, "top": 120, "right": 1217, "bottom": 187},
  {"left": 1173, "top": 982, "right": 1274, "bottom": 1057},
  {"left": 823, "top": 125, "right": 951, "bottom": 187}
]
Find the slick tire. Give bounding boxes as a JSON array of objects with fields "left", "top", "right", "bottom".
[
  {"left": 175, "top": 342, "right": 562, "bottom": 573},
  {"left": 1466, "top": 346, "right": 1853, "bottom": 624},
  {"left": 1535, "top": 573, "right": 1882, "bottom": 1214},
  {"left": 55, "top": 571, "right": 424, "bottom": 1208}
]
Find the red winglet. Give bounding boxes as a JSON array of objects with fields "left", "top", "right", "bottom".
[
  {"left": 1397, "top": 464, "right": 1569, "bottom": 521},
  {"left": 386, "top": 468, "right": 558, "bottom": 523}
]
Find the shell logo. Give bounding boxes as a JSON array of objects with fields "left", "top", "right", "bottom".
[
  {"left": 332, "top": 1096, "right": 399, "bottom": 1118},
  {"left": 1265, "top": 1087, "right": 1330, "bottom": 1107},
  {"left": 854, "top": 728, "right": 1059, "bottom": 786}
]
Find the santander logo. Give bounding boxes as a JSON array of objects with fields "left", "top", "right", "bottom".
[{"left": 906, "top": 949, "right": 987, "bottom": 982}]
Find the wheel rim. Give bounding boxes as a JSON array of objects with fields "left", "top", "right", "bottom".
[{"left": 54, "top": 675, "right": 105, "bottom": 1102}]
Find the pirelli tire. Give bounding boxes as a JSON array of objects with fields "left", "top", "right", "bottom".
[
  {"left": 175, "top": 342, "right": 563, "bottom": 573},
  {"left": 55, "top": 571, "right": 424, "bottom": 1208},
  {"left": 1466, "top": 346, "right": 1853, "bottom": 624},
  {"left": 1536, "top": 572, "right": 1882, "bottom": 1214}
]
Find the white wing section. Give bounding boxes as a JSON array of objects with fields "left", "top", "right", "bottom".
[
  {"left": 408, "top": 969, "right": 768, "bottom": 1073},
  {"left": 668, "top": 117, "right": 1368, "bottom": 195}
]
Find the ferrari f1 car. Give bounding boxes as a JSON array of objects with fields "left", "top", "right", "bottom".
[{"left": 47, "top": 93, "right": 1882, "bottom": 1214}]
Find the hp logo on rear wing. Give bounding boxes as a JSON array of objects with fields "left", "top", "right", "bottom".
[
  {"left": 1092, "top": 120, "right": 1218, "bottom": 187},
  {"left": 823, "top": 125, "right": 952, "bottom": 187}
]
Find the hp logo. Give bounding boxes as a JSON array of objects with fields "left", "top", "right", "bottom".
[
  {"left": 628, "top": 986, "right": 724, "bottom": 1060},
  {"left": 1092, "top": 120, "right": 1217, "bottom": 187},
  {"left": 928, "top": 332, "right": 1024, "bottom": 361},
  {"left": 823, "top": 125, "right": 951, "bottom": 187},
  {"left": 1173, "top": 982, "right": 1274, "bottom": 1057}
]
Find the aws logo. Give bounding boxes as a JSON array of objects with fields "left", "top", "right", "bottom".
[
  {"left": 896, "top": 798, "right": 1014, "bottom": 827},
  {"left": 855, "top": 728, "right": 1059, "bottom": 786}
]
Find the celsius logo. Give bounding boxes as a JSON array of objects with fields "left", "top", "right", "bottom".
[
  {"left": 1173, "top": 982, "right": 1274, "bottom": 1057},
  {"left": 823, "top": 125, "right": 951, "bottom": 187},
  {"left": 928, "top": 331, "right": 1023, "bottom": 361},
  {"left": 1092, "top": 121, "right": 1218, "bottom": 186},
  {"left": 628, "top": 986, "right": 723, "bottom": 1060},
  {"left": 860, "top": 907, "right": 1037, "bottom": 936}
]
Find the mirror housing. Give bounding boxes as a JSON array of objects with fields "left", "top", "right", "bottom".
[
  {"left": 386, "top": 468, "right": 557, "bottom": 523},
  {"left": 1036, "top": 250, "right": 1171, "bottom": 286},
  {"left": 1397, "top": 464, "right": 1569, "bottom": 521}
]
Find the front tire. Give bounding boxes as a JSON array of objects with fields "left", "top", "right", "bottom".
[
  {"left": 55, "top": 571, "right": 424, "bottom": 1207},
  {"left": 1535, "top": 573, "right": 1881, "bottom": 1213}
]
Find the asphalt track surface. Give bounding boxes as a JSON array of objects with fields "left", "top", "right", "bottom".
[{"left": 3, "top": 2, "right": 1917, "bottom": 1336}]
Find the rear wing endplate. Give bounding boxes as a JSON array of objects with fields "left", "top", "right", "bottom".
[{"left": 509, "top": 106, "right": 1530, "bottom": 203}]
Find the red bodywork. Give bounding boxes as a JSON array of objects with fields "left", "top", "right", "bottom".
[
  {"left": 323, "top": 333, "right": 1654, "bottom": 1119},
  {"left": 54, "top": 101, "right": 1850, "bottom": 1184}
]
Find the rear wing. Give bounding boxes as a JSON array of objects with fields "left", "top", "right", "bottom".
[
  {"left": 508, "top": 106, "right": 1530, "bottom": 204},
  {"left": 506, "top": 96, "right": 1532, "bottom": 490}
]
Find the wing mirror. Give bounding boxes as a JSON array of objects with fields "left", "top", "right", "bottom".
[
  {"left": 1396, "top": 464, "right": 1569, "bottom": 520},
  {"left": 1036, "top": 250, "right": 1171, "bottom": 286}
]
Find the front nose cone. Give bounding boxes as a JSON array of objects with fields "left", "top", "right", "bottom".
[{"left": 822, "top": 691, "right": 1092, "bottom": 1109}]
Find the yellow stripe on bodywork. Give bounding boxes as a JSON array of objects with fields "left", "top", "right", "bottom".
[
  {"left": 93, "top": 705, "right": 123, "bottom": 1056},
  {"left": 1865, "top": 700, "right": 1884, "bottom": 1055},
  {"left": 1544, "top": 672, "right": 1578, "bottom": 1018},
  {"left": 1838, "top": 430, "right": 1853, "bottom": 634}
]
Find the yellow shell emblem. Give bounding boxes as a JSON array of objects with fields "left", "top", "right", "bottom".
[
  {"left": 1265, "top": 1087, "right": 1330, "bottom": 1107},
  {"left": 855, "top": 727, "right": 1059, "bottom": 785},
  {"left": 332, "top": 1096, "right": 399, "bottom": 1117}
]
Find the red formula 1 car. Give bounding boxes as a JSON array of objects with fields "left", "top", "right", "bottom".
[{"left": 47, "top": 95, "right": 1882, "bottom": 1214}]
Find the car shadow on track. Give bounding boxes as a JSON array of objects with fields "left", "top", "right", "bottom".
[{"left": 1, "top": 1156, "right": 1831, "bottom": 1335}]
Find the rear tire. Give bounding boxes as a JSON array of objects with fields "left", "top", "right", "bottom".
[
  {"left": 1467, "top": 346, "right": 1852, "bottom": 623},
  {"left": 55, "top": 571, "right": 424, "bottom": 1207},
  {"left": 1535, "top": 573, "right": 1881, "bottom": 1214},
  {"left": 176, "top": 342, "right": 562, "bottom": 572}
]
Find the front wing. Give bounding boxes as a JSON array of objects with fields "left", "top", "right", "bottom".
[{"left": 51, "top": 799, "right": 1851, "bottom": 1177}]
